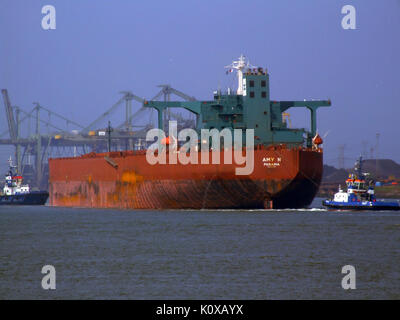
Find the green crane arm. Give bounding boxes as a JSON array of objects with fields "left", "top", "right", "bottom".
[
  {"left": 276, "top": 100, "right": 331, "bottom": 136},
  {"left": 278, "top": 100, "right": 331, "bottom": 113}
]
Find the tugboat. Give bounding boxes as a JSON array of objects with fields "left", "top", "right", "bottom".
[
  {"left": 323, "top": 156, "right": 400, "bottom": 210},
  {"left": 0, "top": 157, "right": 49, "bottom": 205}
]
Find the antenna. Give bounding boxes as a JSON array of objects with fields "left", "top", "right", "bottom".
[
  {"left": 375, "top": 133, "right": 380, "bottom": 159},
  {"left": 355, "top": 154, "right": 363, "bottom": 177},
  {"left": 8, "top": 156, "right": 16, "bottom": 169},
  {"left": 375, "top": 133, "right": 380, "bottom": 178},
  {"left": 224, "top": 55, "right": 255, "bottom": 95},
  {"left": 106, "top": 121, "right": 113, "bottom": 153}
]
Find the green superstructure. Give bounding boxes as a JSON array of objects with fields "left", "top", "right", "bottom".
[{"left": 144, "top": 55, "right": 331, "bottom": 147}]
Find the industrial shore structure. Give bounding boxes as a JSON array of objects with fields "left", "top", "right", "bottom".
[{"left": 2, "top": 56, "right": 331, "bottom": 208}]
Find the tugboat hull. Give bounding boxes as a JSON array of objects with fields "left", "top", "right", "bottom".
[
  {"left": 0, "top": 191, "right": 49, "bottom": 205},
  {"left": 322, "top": 200, "right": 400, "bottom": 211}
]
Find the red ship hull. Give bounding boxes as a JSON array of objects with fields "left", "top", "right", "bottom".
[{"left": 48, "top": 146, "right": 323, "bottom": 209}]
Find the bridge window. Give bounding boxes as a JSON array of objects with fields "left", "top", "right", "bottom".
[
  {"left": 249, "top": 80, "right": 254, "bottom": 87},
  {"left": 261, "top": 91, "right": 266, "bottom": 98},
  {"left": 261, "top": 80, "right": 266, "bottom": 87},
  {"left": 250, "top": 92, "right": 255, "bottom": 98}
]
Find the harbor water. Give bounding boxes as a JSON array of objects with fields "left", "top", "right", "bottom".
[{"left": 0, "top": 198, "right": 399, "bottom": 299}]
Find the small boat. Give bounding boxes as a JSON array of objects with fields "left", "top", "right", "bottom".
[
  {"left": 0, "top": 157, "right": 48, "bottom": 205},
  {"left": 322, "top": 156, "right": 400, "bottom": 211}
]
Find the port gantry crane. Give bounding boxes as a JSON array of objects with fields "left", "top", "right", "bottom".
[{"left": 1, "top": 89, "right": 86, "bottom": 189}]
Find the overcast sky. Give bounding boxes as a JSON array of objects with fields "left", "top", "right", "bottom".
[{"left": 1, "top": 0, "right": 399, "bottom": 170}]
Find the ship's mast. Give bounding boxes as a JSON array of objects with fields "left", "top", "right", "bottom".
[
  {"left": 225, "top": 54, "right": 254, "bottom": 95},
  {"left": 8, "top": 156, "right": 16, "bottom": 171},
  {"left": 355, "top": 155, "right": 363, "bottom": 178}
]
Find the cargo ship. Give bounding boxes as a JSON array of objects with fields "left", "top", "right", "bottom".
[{"left": 49, "top": 56, "right": 331, "bottom": 209}]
